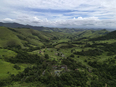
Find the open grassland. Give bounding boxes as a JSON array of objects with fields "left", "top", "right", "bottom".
[
  {"left": 0, "top": 59, "right": 25, "bottom": 80},
  {"left": 0, "top": 27, "right": 23, "bottom": 47},
  {"left": 4, "top": 82, "right": 46, "bottom": 87},
  {"left": 0, "top": 49, "right": 17, "bottom": 58},
  {"left": 95, "top": 39, "right": 116, "bottom": 44},
  {"left": 0, "top": 59, "right": 34, "bottom": 80},
  {"left": 0, "top": 49, "right": 34, "bottom": 80}
]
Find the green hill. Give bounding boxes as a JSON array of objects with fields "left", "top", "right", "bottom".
[
  {"left": 0, "top": 26, "right": 109, "bottom": 48},
  {"left": 77, "top": 29, "right": 108, "bottom": 38},
  {"left": 90, "top": 30, "right": 116, "bottom": 41},
  {"left": 0, "top": 27, "right": 23, "bottom": 47},
  {"left": 0, "top": 27, "right": 51, "bottom": 48}
]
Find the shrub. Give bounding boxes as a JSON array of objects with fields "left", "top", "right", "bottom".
[
  {"left": 45, "top": 54, "right": 49, "bottom": 59},
  {"left": 70, "top": 54, "right": 74, "bottom": 58},
  {"left": 13, "top": 64, "right": 21, "bottom": 70}
]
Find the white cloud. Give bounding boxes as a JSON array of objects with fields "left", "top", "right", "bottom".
[
  {"left": 3, "top": 18, "right": 14, "bottom": 23},
  {"left": 76, "top": 17, "right": 99, "bottom": 21},
  {"left": 2, "top": 16, "right": 116, "bottom": 29},
  {"left": 0, "top": 0, "right": 116, "bottom": 28}
]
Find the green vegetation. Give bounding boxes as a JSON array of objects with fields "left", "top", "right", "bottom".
[
  {"left": 0, "top": 59, "right": 25, "bottom": 80},
  {"left": 0, "top": 49, "right": 17, "bottom": 58},
  {"left": 1, "top": 26, "right": 116, "bottom": 87}
]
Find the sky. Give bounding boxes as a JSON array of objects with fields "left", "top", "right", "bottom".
[{"left": 0, "top": 0, "right": 116, "bottom": 29}]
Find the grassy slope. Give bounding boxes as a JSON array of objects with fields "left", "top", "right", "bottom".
[
  {"left": 0, "top": 59, "right": 25, "bottom": 79},
  {"left": 0, "top": 59, "right": 34, "bottom": 80},
  {"left": 0, "top": 49, "right": 17, "bottom": 58},
  {"left": 73, "top": 29, "right": 109, "bottom": 39},
  {"left": 0, "top": 27, "right": 73, "bottom": 48},
  {"left": 4, "top": 82, "right": 46, "bottom": 87},
  {"left": 0, "top": 49, "right": 35, "bottom": 80},
  {"left": 10, "top": 28, "right": 47, "bottom": 47},
  {"left": 89, "top": 30, "right": 116, "bottom": 41},
  {"left": 0, "top": 49, "right": 21, "bottom": 79},
  {"left": 0, "top": 27, "right": 23, "bottom": 47},
  {"left": 0, "top": 27, "right": 51, "bottom": 47}
]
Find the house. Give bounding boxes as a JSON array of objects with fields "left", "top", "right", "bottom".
[
  {"left": 60, "top": 65, "right": 68, "bottom": 71},
  {"left": 39, "top": 51, "right": 42, "bottom": 54},
  {"left": 52, "top": 65, "right": 68, "bottom": 71},
  {"left": 61, "top": 54, "right": 65, "bottom": 57},
  {"left": 55, "top": 53, "right": 58, "bottom": 56},
  {"left": 75, "top": 69, "right": 78, "bottom": 71},
  {"left": 52, "top": 65, "right": 58, "bottom": 70},
  {"left": 54, "top": 70, "right": 61, "bottom": 76},
  {"left": 42, "top": 70, "right": 46, "bottom": 75},
  {"left": 88, "top": 69, "right": 92, "bottom": 73}
]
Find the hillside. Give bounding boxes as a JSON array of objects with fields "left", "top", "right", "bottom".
[
  {"left": 0, "top": 27, "right": 52, "bottom": 48},
  {"left": 0, "top": 26, "right": 109, "bottom": 48},
  {"left": 0, "top": 27, "right": 23, "bottom": 47},
  {"left": 90, "top": 30, "right": 116, "bottom": 41},
  {"left": 71, "top": 29, "right": 109, "bottom": 40}
]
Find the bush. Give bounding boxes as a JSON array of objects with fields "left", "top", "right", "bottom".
[
  {"left": 45, "top": 54, "right": 49, "bottom": 59},
  {"left": 84, "top": 59, "right": 87, "bottom": 62},
  {"left": 70, "top": 54, "right": 74, "bottom": 58},
  {"left": 13, "top": 64, "right": 21, "bottom": 70}
]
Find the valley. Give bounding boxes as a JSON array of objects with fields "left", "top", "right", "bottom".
[{"left": 0, "top": 25, "right": 116, "bottom": 87}]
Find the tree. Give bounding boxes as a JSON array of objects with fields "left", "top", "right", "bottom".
[
  {"left": 45, "top": 54, "right": 49, "bottom": 59},
  {"left": 13, "top": 64, "right": 21, "bottom": 70},
  {"left": 70, "top": 54, "right": 74, "bottom": 58}
]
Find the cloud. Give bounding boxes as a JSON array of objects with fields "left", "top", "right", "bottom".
[
  {"left": 0, "top": 0, "right": 116, "bottom": 28},
  {"left": 2, "top": 16, "right": 116, "bottom": 29},
  {"left": 3, "top": 18, "right": 14, "bottom": 23}
]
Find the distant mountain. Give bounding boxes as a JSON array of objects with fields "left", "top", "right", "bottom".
[
  {"left": 0, "top": 22, "right": 87, "bottom": 33},
  {"left": 0, "top": 22, "right": 111, "bottom": 33},
  {"left": 0, "top": 22, "right": 85, "bottom": 33},
  {"left": 0, "top": 22, "right": 45, "bottom": 30}
]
